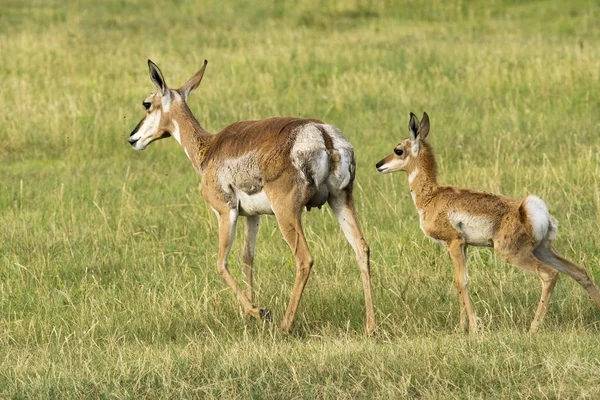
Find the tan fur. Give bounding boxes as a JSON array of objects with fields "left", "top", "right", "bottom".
[
  {"left": 128, "top": 60, "right": 375, "bottom": 335},
  {"left": 376, "top": 111, "right": 600, "bottom": 333}
]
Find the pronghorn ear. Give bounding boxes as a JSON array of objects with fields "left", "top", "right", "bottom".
[
  {"left": 409, "top": 112, "right": 420, "bottom": 140},
  {"left": 148, "top": 59, "right": 167, "bottom": 95},
  {"left": 418, "top": 112, "right": 430, "bottom": 140},
  {"left": 179, "top": 59, "right": 208, "bottom": 101}
]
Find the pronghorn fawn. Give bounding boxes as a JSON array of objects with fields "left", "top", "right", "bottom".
[
  {"left": 376, "top": 111, "right": 600, "bottom": 333},
  {"left": 127, "top": 60, "right": 374, "bottom": 334}
]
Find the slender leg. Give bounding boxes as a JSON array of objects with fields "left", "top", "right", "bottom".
[
  {"left": 534, "top": 244, "right": 600, "bottom": 310},
  {"left": 216, "top": 209, "right": 263, "bottom": 319},
  {"left": 457, "top": 240, "right": 467, "bottom": 332},
  {"left": 275, "top": 208, "right": 313, "bottom": 334},
  {"left": 243, "top": 215, "right": 260, "bottom": 303},
  {"left": 261, "top": 180, "right": 313, "bottom": 334},
  {"left": 528, "top": 263, "right": 558, "bottom": 333},
  {"left": 328, "top": 189, "right": 375, "bottom": 336},
  {"left": 448, "top": 239, "right": 477, "bottom": 334},
  {"left": 497, "top": 245, "right": 559, "bottom": 332}
]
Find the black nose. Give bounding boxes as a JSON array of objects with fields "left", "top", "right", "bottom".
[
  {"left": 128, "top": 137, "right": 138, "bottom": 146},
  {"left": 375, "top": 160, "right": 384, "bottom": 169}
]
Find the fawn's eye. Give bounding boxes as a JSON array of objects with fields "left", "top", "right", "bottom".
[
  {"left": 394, "top": 148, "right": 403, "bottom": 156},
  {"left": 142, "top": 102, "right": 151, "bottom": 110}
]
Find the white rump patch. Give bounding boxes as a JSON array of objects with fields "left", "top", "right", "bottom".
[
  {"left": 523, "top": 196, "right": 558, "bottom": 242},
  {"left": 312, "top": 150, "right": 330, "bottom": 187},
  {"left": 290, "top": 123, "right": 355, "bottom": 192},
  {"left": 448, "top": 211, "right": 495, "bottom": 246},
  {"left": 291, "top": 124, "right": 329, "bottom": 186},
  {"left": 320, "top": 124, "right": 354, "bottom": 191}
]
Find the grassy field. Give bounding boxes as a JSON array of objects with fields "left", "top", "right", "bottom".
[{"left": 2, "top": 0, "right": 600, "bottom": 397}]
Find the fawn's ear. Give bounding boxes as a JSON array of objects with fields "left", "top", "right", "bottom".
[
  {"left": 418, "top": 112, "right": 430, "bottom": 140},
  {"left": 409, "top": 112, "right": 420, "bottom": 140},
  {"left": 148, "top": 59, "right": 168, "bottom": 96}
]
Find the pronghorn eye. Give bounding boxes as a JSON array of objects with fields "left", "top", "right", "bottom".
[
  {"left": 394, "top": 149, "right": 404, "bottom": 156},
  {"left": 142, "top": 102, "right": 151, "bottom": 110}
]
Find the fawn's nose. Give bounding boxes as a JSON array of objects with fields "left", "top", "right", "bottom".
[
  {"left": 128, "top": 136, "right": 138, "bottom": 146},
  {"left": 375, "top": 160, "right": 384, "bottom": 169}
]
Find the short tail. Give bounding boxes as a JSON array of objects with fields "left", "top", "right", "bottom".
[{"left": 519, "top": 195, "right": 558, "bottom": 243}]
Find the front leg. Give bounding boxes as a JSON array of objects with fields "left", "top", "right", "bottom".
[
  {"left": 243, "top": 215, "right": 260, "bottom": 303},
  {"left": 215, "top": 209, "right": 264, "bottom": 320},
  {"left": 448, "top": 239, "right": 478, "bottom": 334}
]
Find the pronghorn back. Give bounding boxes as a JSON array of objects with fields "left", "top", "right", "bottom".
[{"left": 202, "top": 117, "right": 356, "bottom": 214}]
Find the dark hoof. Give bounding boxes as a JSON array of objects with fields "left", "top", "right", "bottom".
[{"left": 259, "top": 308, "right": 272, "bottom": 322}]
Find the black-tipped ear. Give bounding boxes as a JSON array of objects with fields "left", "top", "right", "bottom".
[
  {"left": 409, "top": 112, "right": 420, "bottom": 140},
  {"left": 179, "top": 59, "right": 208, "bottom": 101},
  {"left": 148, "top": 59, "right": 167, "bottom": 95},
  {"left": 418, "top": 112, "right": 430, "bottom": 140}
]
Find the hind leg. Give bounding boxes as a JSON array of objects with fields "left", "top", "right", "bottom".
[
  {"left": 528, "top": 262, "right": 559, "bottom": 333},
  {"left": 495, "top": 245, "right": 559, "bottom": 332},
  {"left": 242, "top": 215, "right": 260, "bottom": 303},
  {"left": 534, "top": 244, "right": 600, "bottom": 310},
  {"left": 328, "top": 188, "right": 375, "bottom": 336},
  {"left": 265, "top": 177, "right": 315, "bottom": 334}
]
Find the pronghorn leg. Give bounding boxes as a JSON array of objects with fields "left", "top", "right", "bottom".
[
  {"left": 496, "top": 247, "right": 559, "bottom": 332},
  {"left": 456, "top": 243, "right": 467, "bottom": 331},
  {"left": 533, "top": 245, "right": 600, "bottom": 310},
  {"left": 457, "top": 278, "right": 467, "bottom": 331},
  {"left": 328, "top": 189, "right": 375, "bottom": 336},
  {"left": 273, "top": 207, "right": 313, "bottom": 334},
  {"left": 216, "top": 210, "right": 264, "bottom": 320},
  {"left": 242, "top": 215, "right": 260, "bottom": 303},
  {"left": 448, "top": 239, "right": 477, "bottom": 334},
  {"left": 528, "top": 263, "right": 558, "bottom": 333}
]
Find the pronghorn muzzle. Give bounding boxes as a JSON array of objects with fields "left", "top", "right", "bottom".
[{"left": 128, "top": 117, "right": 145, "bottom": 146}]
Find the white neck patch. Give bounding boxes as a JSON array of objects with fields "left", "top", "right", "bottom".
[
  {"left": 408, "top": 168, "right": 419, "bottom": 184},
  {"left": 171, "top": 119, "right": 181, "bottom": 144},
  {"left": 172, "top": 119, "right": 193, "bottom": 162}
]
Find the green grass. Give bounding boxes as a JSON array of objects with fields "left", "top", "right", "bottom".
[{"left": 2, "top": 0, "right": 600, "bottom": 397}]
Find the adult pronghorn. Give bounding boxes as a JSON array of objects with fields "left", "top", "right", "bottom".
[
  {"left": 376, "top": 111, "right": 600, "bottom": 333},
  {"left": 127, "top": 59, "right": 374, "bottom": 334}
]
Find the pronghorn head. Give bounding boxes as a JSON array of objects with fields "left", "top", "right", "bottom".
[
  {"left": 128, "top": 59, "right": 208, "bottom": 150},
  {"left": 375, "top": 111, "right": 430, "bottom": 174}
]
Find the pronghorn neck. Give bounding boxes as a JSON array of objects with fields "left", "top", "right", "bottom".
[
  {"left": 408, "top": 140, "right": 438, "bottom": 210},
  {"left": 171, "top": 104, "right": 213, "bottom": 172}
]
